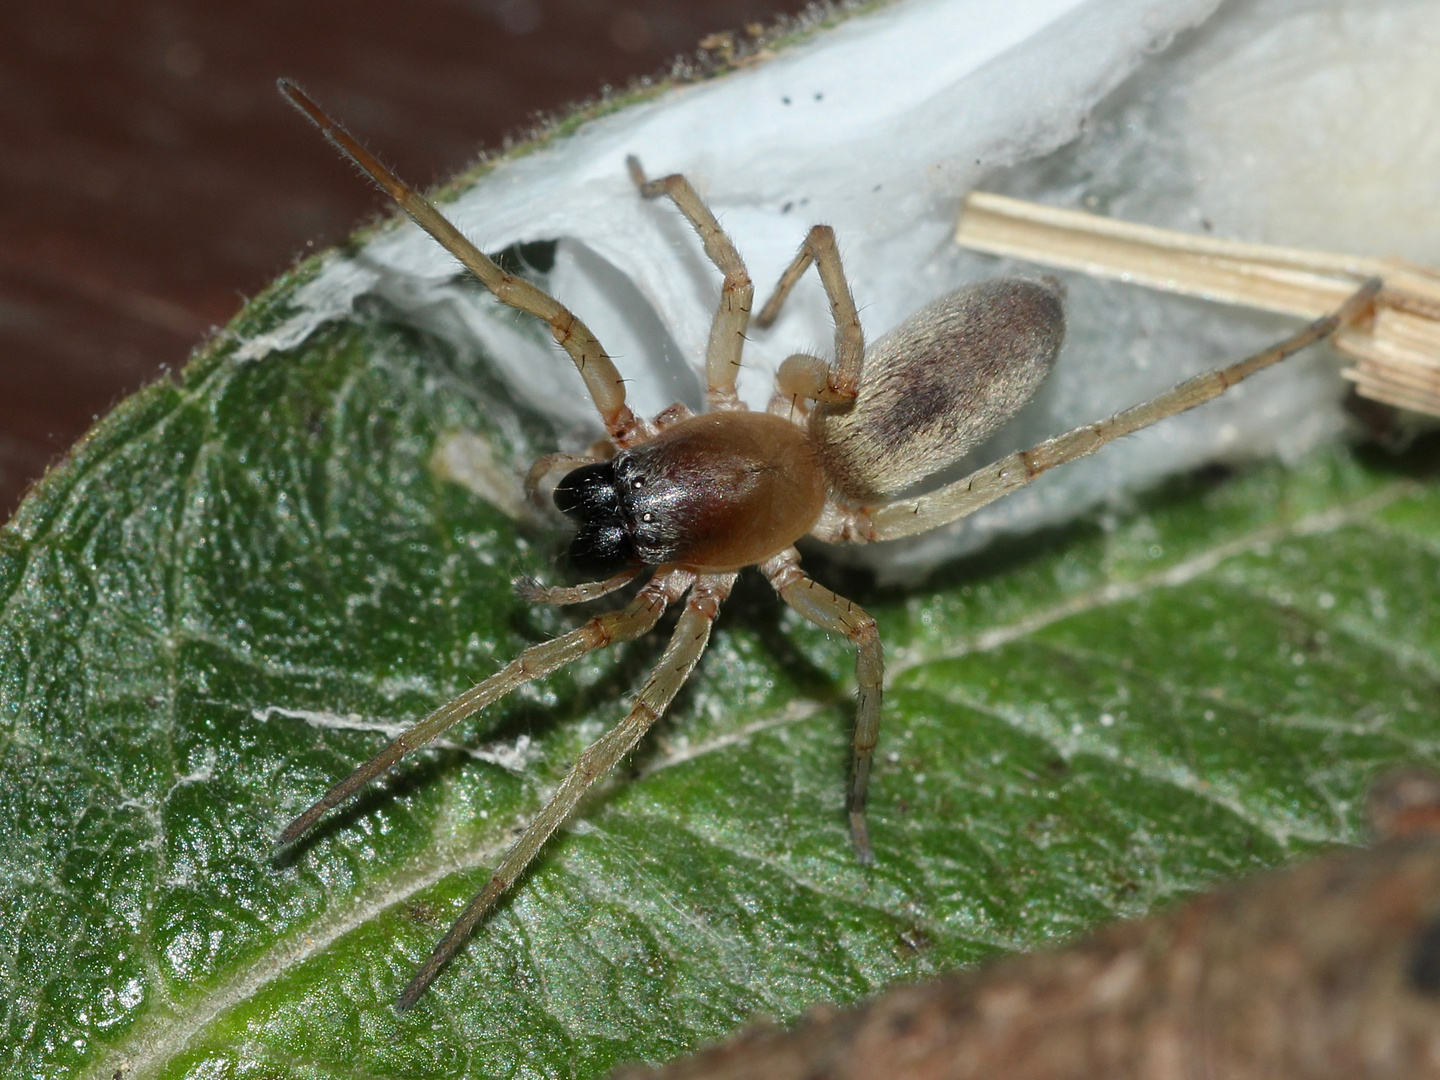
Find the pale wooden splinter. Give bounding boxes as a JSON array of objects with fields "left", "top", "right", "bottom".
[{"left": 276, "top": 77, "right": 1381, "bottom": 1010}]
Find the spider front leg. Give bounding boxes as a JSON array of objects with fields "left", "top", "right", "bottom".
[
  {"left": 278, "top": 569, "right": 688, "bottom": 846},
  {"left": 397, "top": 570, "right": 738, "bottom": 1010},
  {"left": 280, "top": 81, "right": 647, "bottom": 446},
  {"left": 627, "top": 156, "right": 753, "bottom": 411},
  {"left": 761, "top": 549, "right": 883, "bottom": 865}
]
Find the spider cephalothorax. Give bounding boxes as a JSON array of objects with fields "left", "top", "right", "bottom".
[
  {"left": 554, "top": 411, "right": 827, "bottom": 573},
  {"left": 276, "top": 79, "right": 1379, "bottom": 1010}
]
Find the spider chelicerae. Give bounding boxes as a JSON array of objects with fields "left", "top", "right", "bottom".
[{"left": 276, "top": 79, "right": 1378, "bottom": 1010}]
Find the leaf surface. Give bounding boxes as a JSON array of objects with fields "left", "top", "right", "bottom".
[{"left": 3, "top": 278, "right": 1439, "bottom": 1080}]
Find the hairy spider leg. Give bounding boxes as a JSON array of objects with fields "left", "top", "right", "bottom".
[
  {"left": 396, "top": 570, "right": 737, "bottom": 1010},
  {"left": 761, "top": 549, "right": 883, "bottom": 864},
  {"left": 757, "top": 225, "right": 866, "bottom": 406},
  {"left": 525, "top": 452, "right": 605, "bottom": 503},
  {"left": 514, "top": 569, "right": 641, "bottom": 606},
  {"left": 278, "top": 80, "right": 646, "bottom": 447},
  {"left": 277, "top": 570, "right": 684, "bottom": 846},
  {"left": 626, "top": 156, "right": 754, "bottom": 411},
  {"left": 818, "top": 279, "right": 1383, "bottom": 544},
  {"left": 650, "top": 401, "right": 697, "bottom": 430}
]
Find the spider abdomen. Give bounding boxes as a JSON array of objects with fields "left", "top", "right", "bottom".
[
  {"left": 815, "top": 278, "right": 1065, "bottom": 503},
  {"left": 557, "top": 411, "right": 826, "bottom": 573}
]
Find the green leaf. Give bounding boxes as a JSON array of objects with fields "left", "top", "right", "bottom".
[{"left": 4, "top": 270, "right": 1439, "bottom": 1080}]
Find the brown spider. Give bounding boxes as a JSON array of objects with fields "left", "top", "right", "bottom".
[{"left": 276, "top": 80, "right": 1379, "bottom": 1010}]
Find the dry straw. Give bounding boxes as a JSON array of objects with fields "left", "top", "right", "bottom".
[{"left": 958, "top": 192, "right": 1440, "bottom": 418}]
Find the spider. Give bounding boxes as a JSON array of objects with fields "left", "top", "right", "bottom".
[{"left": 276, "top": 79, "right": 1378, "bottom": 1010}]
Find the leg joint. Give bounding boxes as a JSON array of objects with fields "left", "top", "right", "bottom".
[
  {"left": 850, "top": 612, "right": 879, "bottom": 643},
  {"left": 806, "top": 224, "right": 835, "bottom": 247}
]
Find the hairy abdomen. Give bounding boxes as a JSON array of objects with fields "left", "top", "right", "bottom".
[{"left": 815, "top": 278, "right": 1065, "bottom": 504}]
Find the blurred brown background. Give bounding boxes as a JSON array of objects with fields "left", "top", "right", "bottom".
[{"left": 0, "top": 0, "right": 812, "bottom": 518}]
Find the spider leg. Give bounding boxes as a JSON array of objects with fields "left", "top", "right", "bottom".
[
  {"left": 278, "top": 80, "right": 645, "bottom": 446},
  {"left": 278, "top": 569, "right": 693, "bottom": 846},
  {"left": 761, "top": 549, "right": 883, "bottom": 865},
  {"left": 774, "top": 352, "right": 855, "bottom": 408},
  {"left": 396, "top": 570, "right": 738, "bottom": 1010},
  {"left": 526, "top": 452, "right": 603, "bottom": 504},
  {"left": 766, "top": 379, "right": 814, "bottom": 426},
  {"left": 757, "top": 225, "right": 864, "bottom": 402},
  {"left": 818, "top": 279, "right": 1382, "bottom": 544},
  {"left": 514, "top": 569, "right": 641, "bottom": 606},
  {"left": 627, "top": 156, "right": 753, "bottom": 411},
  {"left": 651, "top": 401, "right": 695, "bottom": 430}
]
